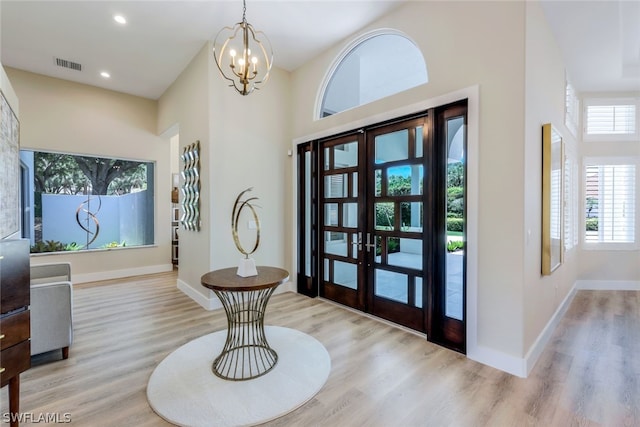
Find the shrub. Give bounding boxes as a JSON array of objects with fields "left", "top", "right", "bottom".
[
  {"left": 447, "top": 218, "right": 464, "bottom": 232},
  {"left": 585, "top": 217, "right": 598, "bottom": 231},
  {"left": 31, "top": 240, "right": 65, "bottom": 253},
  {"left": 447, "top": 240, "right": 464, "bottom": 252}
]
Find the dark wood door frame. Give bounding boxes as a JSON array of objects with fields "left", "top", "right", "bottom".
[{"left": 296, "top": 100, "right": 468, "bottom": 354}]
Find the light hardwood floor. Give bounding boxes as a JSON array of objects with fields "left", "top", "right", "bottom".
[{"left": 1, "top": 271, "right": 638, "bottom": 426}]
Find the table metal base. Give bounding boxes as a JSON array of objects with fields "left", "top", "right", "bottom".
[{"left": 212, "top": 287, "right": 278, "bottom": 381}]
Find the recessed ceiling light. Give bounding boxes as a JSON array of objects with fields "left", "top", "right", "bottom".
[
  {"left": 100, "top": 71, "right": 111, "bottom": 79},
  {"left": 113, "top": 15, "right": 126, "bottom": 25}
]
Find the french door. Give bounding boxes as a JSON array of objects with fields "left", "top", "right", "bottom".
[{"left": 298, "top": 101, "right": 467, "bottom": 352}]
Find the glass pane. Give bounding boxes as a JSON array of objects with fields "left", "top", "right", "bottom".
[
  {"left": 334, "top": 261, "right": 357, "bottom": 289},
  {"left": 375, "top": 169, "right": 382, "bottom": 197},
  {"left": 324, "top": 174, "right": 348, "bottom": 198},
  {"left": 375, "top": 130, "right": 408, "bottom": 164},
  {"left": 323, "top": 258, "right": 329, "bottom": 281},
  {"left": 27, "top": 150, "right": 154, "bottom": 252},
  {"left": 343, "top": 203, "right": 358, "bottom": 228},
  {"left": 324, "top": 231, "right": 348, "bottom": 256},
  {"left": 304, "top": 151, "right": 311, "bottom": 276},
  {"left": 387, "top": 165, "right": 423, "bottom": 196},
  {"left": 324, "top": 147, "right": 330, "bottom": 170},
  {"left": 320, "top": 34, "right": 428, "bottom": 118},
  {"left": 324, "top": 203, "right": 338, "bottom": 226},
  {"left": 389, "top": 238, "right": 422, "bottom": 270},
  {"left": 333, "top": 141, "right": 358, "bottom": 169},
  {"left": 401, "top": 202, "right": 422, "bottom": 231},
  {"left": 352, "top": 172, "right": 358, "bottom": 197},
  {"left": 415, "top": 277, "right": 423, "bottom": 308},
  {"left": 415, "top": 125, "right": 423, "bottom": 158},
  {"left": 445, "top": 251, "right": 463, "bottom": 320},
  {"left": 351, "top": 233, "right": 359, "bottom": 258},
  {"left": 375, "top": 202, "right": 395, "bottom": 230},
  {"left": 445, "top": 115, "right": 465, "bottom": 320},
  {"left": 374, "top": 269, "right": 408, "bottom": 303}
]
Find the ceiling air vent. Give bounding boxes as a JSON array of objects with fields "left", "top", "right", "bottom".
[{"left": 54, "top": 57, "right": 82, "bottom": 71}]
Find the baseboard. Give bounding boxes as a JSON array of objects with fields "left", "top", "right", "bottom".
[
  {"left": 73, "top": 263, "right": 173, "bottom": 284},
  {"left": 523, "top": 284, "right": 578, "bottom": 376},
  {"left": 177, "top": 278, "right": 297, "bottom": 311},
  {"left": 466, "top": 345, "right": 527, "bottom": 378},
  {"left": 575, "top": 280, "right": 640, "bottom": 290}
]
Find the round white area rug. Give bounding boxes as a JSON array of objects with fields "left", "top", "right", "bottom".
[{"left": 147, "top": 326, "right": 331, "bottom": 427}]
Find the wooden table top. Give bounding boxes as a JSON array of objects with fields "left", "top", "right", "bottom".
[{"left": 200, "top": 266, "right": 289, "bottom": 292}]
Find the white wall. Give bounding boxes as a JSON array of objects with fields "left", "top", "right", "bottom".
[
  {"left": 5, "top": 68, "right": 172, "bottom": 283},
  {"left": 158, "top": 42, "right": 292, "bottom": 308},
  {"left": 158, "top": 45, "right": 213, "bottom": 301},
  {"left": 523, "top": 0, "right": 579, "bottom": 367},
  {"left": 290, "top": 0, "right": 528, "bottom": 368}
]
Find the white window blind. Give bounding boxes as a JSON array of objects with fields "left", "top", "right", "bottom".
[
  {"left": 584, "top": 163, "right": 636, "bottom": 245},
  {"left": 585, "top": 104, "right": 636, "bottom": 135}
]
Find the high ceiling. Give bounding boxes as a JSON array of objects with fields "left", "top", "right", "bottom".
[{"left": 1, "top": 1, "right": 638, "bottom": 100}]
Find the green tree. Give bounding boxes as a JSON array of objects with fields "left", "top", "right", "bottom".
[
  {"left": 447, "top": 162, "right": 464, "bottom": 187},
  {"left": 34, "top": 152, "right": 85, "bottom": 194},
  {"left": 73, "top": 156, "right": 145, "bottom": 195}
]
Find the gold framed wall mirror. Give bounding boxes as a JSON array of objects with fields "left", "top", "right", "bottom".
[{"left": 541, "top": 123, "right": 564, "bottom": 275}]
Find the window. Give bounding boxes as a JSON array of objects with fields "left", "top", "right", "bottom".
[
  {"left": 564, "top": 76, "right": 579, "bottom": 138},
  {"left": 20, "top": 150, "right": 155, "bottom": 253},
  {"left": 584, "top": 158, "right": 638, "bottom": 249},
  {"left": 583, "top": 98, "right": 638, "bottom": 141},
  {"left": 319, "top": 31, "right": 428, "bottom": 118}
]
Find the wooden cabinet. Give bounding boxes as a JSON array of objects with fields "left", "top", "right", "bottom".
[{"left": 0, "top": 239, "right": 31, "bottom": 427}]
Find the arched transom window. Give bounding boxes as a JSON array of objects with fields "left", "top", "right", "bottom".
[{"left": 319, "top": 31, "right": 428, "bottom": 118}]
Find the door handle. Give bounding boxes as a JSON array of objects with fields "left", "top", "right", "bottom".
[{"left": 364, "top": 233, "right": 376, "bottom": 252}]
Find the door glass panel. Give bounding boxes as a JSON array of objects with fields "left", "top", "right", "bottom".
[
  {"left": 324, "top": 203, "right": 338, "bottom": 226},
  {"left": 333, "top": 141, "right": 358, "bottom": 169},
  {"left": 304, "top": 151, "right": 311, "bottom": 276},
  {"left": 375, "top": 202, "right": 395, "bottom": 230},
  {"left": 324, "top": 147, "right": 330, "bottom": 171},
  {"left": 387, "top": 165, "right": 423, "bottom": 196},
  {"left": 323, "top": 258, "right": 329, "bottom": 281},
  {"left": 343, "top": 203, "right": 358, "bottom": 227},
  {"left": 445, "top": 116, "right": 465, "bottom": 321},
  {"left": 414, "top": 277, "right": 423, "bottom": 308},
  {"left": 375, "top": 169, "right": 382, "bottom": 196},
  {"left": 374, "top": 269, "right": 408, "bottom": 303},
  {"left": 446, "top": 252, "right": 463, "bottom": 320},
  {"left": 401, "top": 202, "right": 423, "bottom": 231},
  {"left": 325, "top": 232, "right": 348, "bottom": 256},
  {"left": 415, "top": 126, "right": 423, "bottom": 158},
  {"left": 334, "top": 261, "right": 357, "bottom": 289},
  {"left": 352, "top": 172, "right": 358, "bottom": 197},
  {"left": 351, "top": 233, "right": 359, "bottom": 258},
  {"left": 389, "top": 238, "right": 422, "bottom": 269},
  {"left": 375, "top": 130, "right": 408, "bottom": 164},
  {"left": 325, "top": 174, "right": 348, "bottom": 197}
]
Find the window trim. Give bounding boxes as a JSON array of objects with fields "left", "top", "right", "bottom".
[
  {"left": 564, "top": 73, "right": 579, "bottom": 138},
  {"left": 582, "top": 97, "right": 639, "bottom": 142},
  {"left": 581, "top": 156, "right": 639, "bottom": 251}
]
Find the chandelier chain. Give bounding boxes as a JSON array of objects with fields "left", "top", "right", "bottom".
[{"left": 242, "top": 0, "right": 247, "bottom": 23}]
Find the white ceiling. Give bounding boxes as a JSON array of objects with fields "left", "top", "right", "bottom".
[{"left": 1, "top": 1, "right": 638, "bottom": 100}]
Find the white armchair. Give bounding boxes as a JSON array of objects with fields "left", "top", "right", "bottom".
[{"left": 30, "top": 262, "right": 74, "bottom": 359}]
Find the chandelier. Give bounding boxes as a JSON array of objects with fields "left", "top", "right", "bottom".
[{"left": 213, "top": 0, "right": 273, "bottom": 96}]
